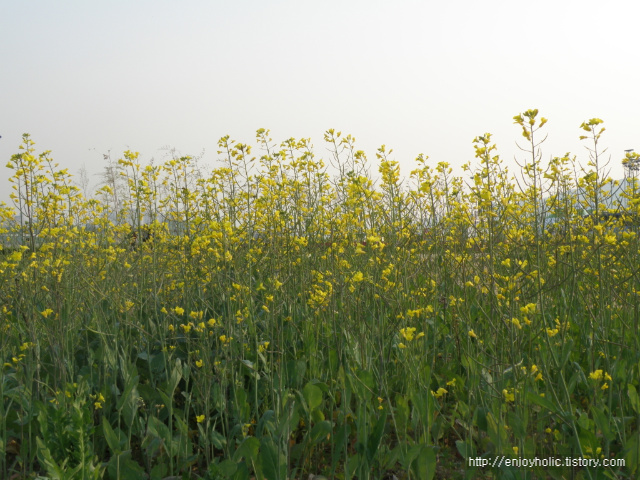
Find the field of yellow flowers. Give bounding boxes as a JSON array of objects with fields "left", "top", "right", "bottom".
[{"left": 1, "top": 111, "right": 639, "bottom": 479}]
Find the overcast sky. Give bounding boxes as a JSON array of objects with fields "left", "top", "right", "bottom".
[{"left": 2, "top": 0, "right": 639, "bottom": 207}]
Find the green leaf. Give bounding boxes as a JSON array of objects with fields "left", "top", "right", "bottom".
[
  {"left": 150, "top": 351, "right": 167, "bottom": 374},
  {"left": 102, "top": 417, "right": 122, "bottom": 454},
  {"left": 411, "top": 444, "right": 436, "bottom": 480},
  {"left": 526, "top": 391, "right": 558, "bottom": 414},
  {"left": 625, "top": 432, "right": 640, "bottom": 475},
  {"left": 331, "top": 423, "right": 349, "bottom": 471},
  {"left": 410, "top": 390, "right": 429, "bottom": 427},
  {"left": 366, "top": 412, "right": 386, "bottom": 463},
  {"left": 116, "top": 371, "right": 139, "bottom": 412},
  {"left": 346, "top": 453, "right": 363, "bottom": 478},
  {"left": 591, "top": 405, "right": 614, "bottom": 442},
  {"left": 166, "top": 363, "right": 182, "bottom": 397},
  {"left": 150, "top": 463, "right": 167, "bottom": 480},
  {"left": 157, "top": 391, "right": 172, "bottom": 415},
  {"left": 210, "top": 430, "right": 227, "bottom": 450},
  {"left": 310, "top": 420, "right": 332, "bottom": 445},
  {"left": 146, "top": 416, "right": 173, "bottom": 455},
  {"left": 311, "top": 409, "right": 325, "bottom": 423},
  {"left": 107, "top": 451, "right": 147, "bottom": 480},
  {"left": 303, "top": 382, "right": 323, "bottom": 411},
  {"left": 506, "top": 411, "right": 525, "bottom": 438},
  {"left": 395, "top": 395, "right": 410, "bottom": 433},
  {"left": 35, "top": 436, "right": 66, "bottom": 479},
  {"left": 260, "top": 409, "right": 279, "bottom": 438},
  {"left": 231, "top": 462, "right": 250, "bottom": 480},
  {"left": 218, "top": 459, "right": 238, "bottom": 477},
  {"left": 629, "top": 384, "right": 640, "bottom": 414},
  {"left": 404, "top": 444, "right": 423, "bottom": 469},
  {"left": 174, "top": 414, "right": 188, "bottom": 437},
  {"left": 234, "top": 436, "right": 260, "bottom": 463},
  {"left": 259, "top": 437, "right": 287, "bottom": 480},
  {"left": 559, "top": 339, "right": 573, "bottom": 368},
  {"left": 456, "top": 440, "right": 475, "bottom": 459},
  {"left": 357, "top": 369, "right": 375, "bottom": 391},
  {"left": 475, "top": 407, "right": 488, "bottom": 432},
  {"left": 486, "top": 412, "right": 508, "bottom": 450}
]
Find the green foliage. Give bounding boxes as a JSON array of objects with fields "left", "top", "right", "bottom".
[{"left": 0, "top": 117, "right": 637, "bottom": 478}]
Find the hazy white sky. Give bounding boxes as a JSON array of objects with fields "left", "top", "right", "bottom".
[{"left": 2, "top": 0, "right": 639, "bottom": 206}]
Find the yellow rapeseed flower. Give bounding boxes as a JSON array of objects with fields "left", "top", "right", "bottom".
[
  {"left": 503, "top": 389, "right": 515, "bottom": 402},
  {"left": 94, "top": 393, "right": 105, "bottom": 409},
  {"left": 431, "top": 387, "right": 448, "bottom": 398},
  {"left": 196, "top": 415, "right": 205, "bottom": 423},
  {"left": 400, "top": 327, "right": 417, "bottom": 342},
  {"left": 589, "top": 369, "right": 603, "bottom": 380},
  {"left": 546, "top": 328, "right": 559, "bottom": 337},
  {"left": 520, "top": 303, "right": 536, "bottom": 315}
]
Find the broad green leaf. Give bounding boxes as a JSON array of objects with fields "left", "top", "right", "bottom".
[
  {"left": 303, "top": 382, "right": 323, "bottom": 411},
  {"left": 35, "top": 437, "right": 66, "bottom": 479},
  {"left": 625, "top": 432, "right": 640, "bottom": 475},
  {"left": 218, "top": 459, "right": 238, "bottom": 477},
  {"left": 234, "top": 436, "right": 260, "bottom": 463},
  {"left": 310, "top": 420, "right": 332, "bottom": 445},
  {"left": 210, "top": 430, "right": 227, "bottom": 450},
  {"left": 259, "top": 437, "right": 287, "bottom": 480},
  {"left": 526, "top": 391, "right": 558, "bottom": 414},
  {"left": 107, "top": 451, "right": 146, "bottom": 480},
  {"left": 102, "top": 417, "right": 122, "bottom": 454},
  {"left": 456, "top": 440, "right": 475, "bottom": 459},
  {"left": 411, "top": 444, "right": 436, "bottom": 480}
]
